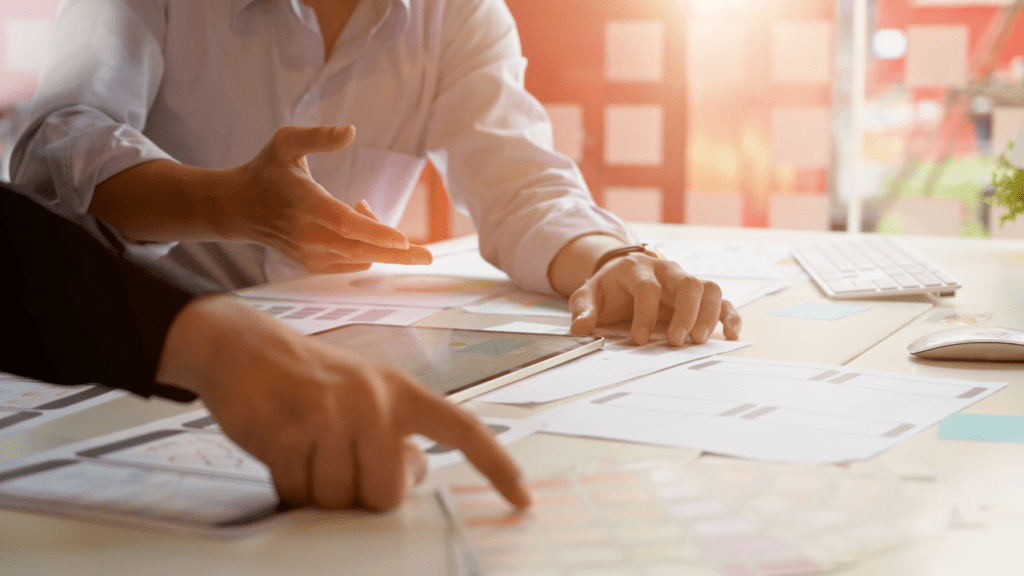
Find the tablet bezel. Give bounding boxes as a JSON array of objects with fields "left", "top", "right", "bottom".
[{"left": 310, "top": 324, "right": 604, "bottom": 403}]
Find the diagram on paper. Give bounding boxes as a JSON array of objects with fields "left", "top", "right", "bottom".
[{"left": 84, "top": 431, "right": 270, "bottom": 480}]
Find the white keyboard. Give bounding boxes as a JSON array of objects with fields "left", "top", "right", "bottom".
[{"left": 792, "top": 236, "right": 962, "bottom": 299}]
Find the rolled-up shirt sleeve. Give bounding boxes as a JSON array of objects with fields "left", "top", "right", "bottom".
[
  {"left": 10, "top": 0, "right": 175, "bottom": 258},
  {"left": 424, "top": 0, "right": 633, "bottom": 295}
]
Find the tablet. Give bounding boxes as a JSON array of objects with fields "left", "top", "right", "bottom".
[{"left": 311, "top": 324, "right": 603, "bottom": 402}]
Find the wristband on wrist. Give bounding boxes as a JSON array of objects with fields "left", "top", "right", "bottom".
[{"left": 591, "top": 243, "right": 662, "bottom": 276}]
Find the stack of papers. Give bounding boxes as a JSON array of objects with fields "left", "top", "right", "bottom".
[{"left": 441, "top": 458, "right": 951, "bottom": 576}]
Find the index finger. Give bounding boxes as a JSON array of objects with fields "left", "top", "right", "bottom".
[
  {"left": 400, "top": 384, "right": 531, "bottom": 508},
  {"left": 318, "top": 198, "right": 410, "bottom": 249}
]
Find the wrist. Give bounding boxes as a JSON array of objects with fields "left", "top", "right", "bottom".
[
  {"left": 548, "top": 233, "right": 628, "bottom": 297},
  {"left": 204, "top": 165, "right": 248, "bottom": 241},
  {"left": 155, "top": 294, "right": 239, "bottom": 396}
]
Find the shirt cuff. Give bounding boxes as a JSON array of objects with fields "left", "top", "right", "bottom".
[{"left": 511, "top": 202, "right": 634, "bottom": 295}]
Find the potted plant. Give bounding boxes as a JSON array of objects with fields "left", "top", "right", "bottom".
[{"left": 988, "top": 122, "right": 1024, "bottom": 227}]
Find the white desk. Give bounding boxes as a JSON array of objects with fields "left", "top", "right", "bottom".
[{"left": 2, "top": 225, "right": 1023, "bottom": 576}]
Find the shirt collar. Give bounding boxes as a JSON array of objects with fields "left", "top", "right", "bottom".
[
  {"left": 375, "top": 0, "right": 410, "bottom": 47},
  {"left": 231, "top": 0, "right": 265, "bottom": 22},
  {"left": 231, "top": 0, "right": 409, "bottom": 44}
]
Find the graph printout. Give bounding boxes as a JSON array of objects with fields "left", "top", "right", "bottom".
[
  {"left": 0, "top": 372, "right": 125, "bottom": 439},
  {"left": 0, "top": 409, "right": 542, "bottom": 534},
  {"left": 239, "top": 297, "right": 439, "bottom": 335},
  {"left": 537, "top": 356, "right": 1006, "bottom": 463},
  {"left": 442, "top": 458, "right": 951, "bottom": 575}
]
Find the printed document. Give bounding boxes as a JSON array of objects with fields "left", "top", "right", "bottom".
[
  {"left": 537, "top": 356, "right": 1005, "bottom": 463},
  {"left": 476, "top": 323, "right": 751, "bottom": 405}
]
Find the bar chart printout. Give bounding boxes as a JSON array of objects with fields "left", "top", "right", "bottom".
[{"left": 537, "top": 356, "right": 1005, "bottom": 463}]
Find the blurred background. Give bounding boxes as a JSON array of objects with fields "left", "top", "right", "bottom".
[{"left": 2, "top": 0, "right": 1023, "bottom": 243}]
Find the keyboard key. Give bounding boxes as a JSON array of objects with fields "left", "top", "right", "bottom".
[
  {"left": 851, "top": 280, "right": 877, "bottom": 291},
  {"left": 912, "top": 273, "right": 943, "bottom": 287},
  {"left": 873, "top": 278, "right": 898, "bottom": 290},
  {"left": 891, "top": 275, "right": 920, "bottom": 288},
  {"left": 827, "top": 280, "right": 859, "bottom": 293}
]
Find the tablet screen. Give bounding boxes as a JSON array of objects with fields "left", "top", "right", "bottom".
[{"left": 312, "top": 324, "right": 601, "bottom": 397}]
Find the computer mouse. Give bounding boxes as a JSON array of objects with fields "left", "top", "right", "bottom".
[{"left": 907, "top": 327, "right": 1024, "bottom": 362}]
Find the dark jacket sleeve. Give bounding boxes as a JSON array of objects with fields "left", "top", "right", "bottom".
[{"left": 0, "top": 181, "right": 220, "bottom": 401}]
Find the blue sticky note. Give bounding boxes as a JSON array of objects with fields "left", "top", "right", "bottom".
[
  {"left": 769, "top": 302, "right": 869, "bottom": 321},
  {"left": 938, "top": 413, "right": 1024, "bottom": 444}
]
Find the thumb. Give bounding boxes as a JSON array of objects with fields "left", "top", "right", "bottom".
[{"left": 272, "top": 125, "right": 356, "bottom": 160}]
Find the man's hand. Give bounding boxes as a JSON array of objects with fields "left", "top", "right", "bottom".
[
  {"left": 228, "top": 125, "right": 433, "bottom": 273},
  {"left": 570, "top": 253, "right": 742, "bottom": 346},
  {"left": 157, "top": 295, "right": 530, "bottom": 511},
  {"left": 549, "top": 234, "right": 742, "bottom": 346},
  {"left": 92, "top": 125, "right": 432, "bottom": 274}
]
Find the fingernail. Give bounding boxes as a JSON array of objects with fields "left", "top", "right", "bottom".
[
  {"left": 672, "top": 328, "right": 688, "bottom": 346},
  {"left": 414, "top": 254, "right": 431, "bottom": 265},
  {"left": 693, "top": 327, "right": 709, "bottom": 342},
  {"left": 637, "top": 327, "right": 650, "bottom": 344},
  {"left": 389, "top": 237, "right": 410, "bottom": 249}
]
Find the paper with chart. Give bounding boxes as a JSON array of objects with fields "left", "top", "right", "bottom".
[
  {"left": 475, "top": 322, "right": 751, "bottom": 405},
  {"left": 537, "top": 356, "right": 1006, "bottom": 463},
  {"left": 0, "top": 372, "right": 125, "bottom": 439},
  {"left": 462, "top": 278, "right": 790, "bottom": 319},
  {"left": 0, "top": 409, "right": 544, "bottom": 534},
  {"left": 656, "top": 239, "right": 805, "bottom": 281},
  {"left": 441, "top": 458, "right": 950, "bottom": 576},
  {"left": 239, "top": 296, "right": 439, "bottom": 335},
  {"left": 242, "top": 248, "right": 514, "bottom": 309},
  {"left": 0, "top": 411, "right": 278, "bottom": 534}
]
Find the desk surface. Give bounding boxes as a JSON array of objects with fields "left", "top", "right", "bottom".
[{"left": 3, "top": 225, "right": 1024, "bottom": 576}]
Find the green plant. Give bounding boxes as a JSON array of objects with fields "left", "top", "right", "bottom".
[{"left": 988, "top": 141, "right": 1024, "bottom": 226}]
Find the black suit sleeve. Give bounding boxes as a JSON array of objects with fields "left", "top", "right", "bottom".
[{"left": 0, "top": 182, "right": 219, "bottom": 401}]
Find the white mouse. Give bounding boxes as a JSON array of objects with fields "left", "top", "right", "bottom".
[{"left": 907, "top": 327, "right": 1024, "bottom": 362}]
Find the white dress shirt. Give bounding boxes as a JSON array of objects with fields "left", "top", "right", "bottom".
[{"left": 12, "top": 0, "right": 631, "bottom": 293}]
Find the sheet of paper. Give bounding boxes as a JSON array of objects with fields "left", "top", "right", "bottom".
[
  {"left": 411, "top": 417, "right": 546, "bottom": 471},
  {"left": 538, "top": 356, "right": 1006, "bottom": 463},
  {"left": 0, "top": 410, "right": 277, "bottom": 536},
  {"left": 242, "top": 248, "right": 514, "bottom": 309},
  {"left": 716, "top": 279, "right": 793, "bottom": 308},
  {"left": 477, "top": 325, "right": 751, "bottom": 405},
  {"left": 0, "top": 408, "right": 543, "bottom": 535},
  {"left": 441, "top": 458, "right": 950, "bottom": 575},
  {"left": 938, "top": 413, "right": 1024, "bottom": 443},
  {"left": 656, "top": 239, "right": 804, "bottom": 281},
  {"left": 464, "top": 292, "right": 571, "bottom": 318},
  {"left": 0, "top": 373, "right": 125, "bottom": 439},
  {"left": 238, "top": 296, "right": 439, "bottom": 335},
  {"left": 769, "top": 302, "right": 869, "bottom": 321}
]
